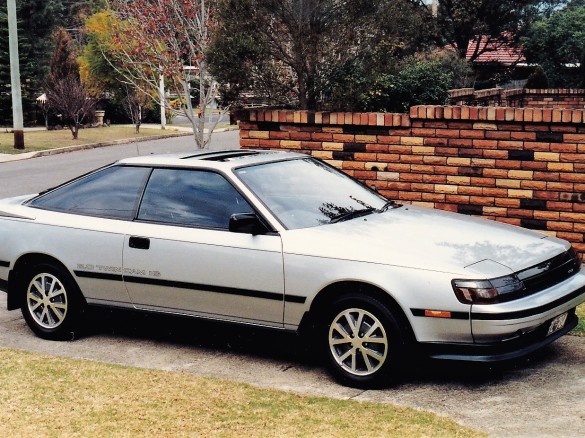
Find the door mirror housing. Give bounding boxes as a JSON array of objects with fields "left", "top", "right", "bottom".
[{"left": 229, "top": 213, "right": 268, "bottom": 235}]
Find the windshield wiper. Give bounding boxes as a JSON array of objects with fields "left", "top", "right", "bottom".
[
  {"left": 379, "top": 200, "right": 402, "bottom": 212},
  {"left": 329, "top": 207, "right": 377, "bottom": 224}
]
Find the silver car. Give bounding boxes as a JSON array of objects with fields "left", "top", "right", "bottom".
[{"left": 0, "top": 150, "right": 584, "bottom": 387}]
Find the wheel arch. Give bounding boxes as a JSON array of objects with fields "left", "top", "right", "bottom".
[
  {"left": 299, "top": 280, "right": 415, "bottom": 343},
  {"left": 7, "top": 253, "right": 82, "bottom": 310}
]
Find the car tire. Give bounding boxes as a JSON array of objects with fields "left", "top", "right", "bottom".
[
  {"left": 322, "top": 293, "right": 406, "bottom": 388},
  {"left": 20, "top": 263, "right": 85, "bottom": 341}
]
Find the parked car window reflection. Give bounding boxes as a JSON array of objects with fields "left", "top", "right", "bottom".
[
  {"left": 137, "top": 168, "right": 252, "bottom": 229},
  {"left": 29, "top": 166, "right": 150, "bottom": 220},
  {"left": 236, "top": 158, "right": 386, "bottom": 229}
]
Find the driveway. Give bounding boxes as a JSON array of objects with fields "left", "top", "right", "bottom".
[{"left": 0, "top": 293, "right": 583, "bottom": 437}]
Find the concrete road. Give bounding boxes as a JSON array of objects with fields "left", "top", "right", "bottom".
[
  {"left": 0, "top": 129, "right": 240, "bottom": 198},
  {"left": 1, "top": 134, "right": 584, "bottom": 437}
]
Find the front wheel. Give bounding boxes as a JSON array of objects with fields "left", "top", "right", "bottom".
[
  {"left": 323, "top": 294, "right": 406, "bottom": 388},
  {"left": 21, "top": 263, "right": 85, "bottom": 341}
]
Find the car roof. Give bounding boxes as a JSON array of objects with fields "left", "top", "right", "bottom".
[{"left": 116, "top": 150, "right": 307, "bottom": 170}]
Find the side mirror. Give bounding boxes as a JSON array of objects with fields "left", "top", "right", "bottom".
[{"left": 229, "top": 212, "right": 268, "bottom": 235}]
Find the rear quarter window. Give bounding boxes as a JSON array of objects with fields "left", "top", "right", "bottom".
[{"left": 29, "top": 166, "right": 151, "bottom": 220}]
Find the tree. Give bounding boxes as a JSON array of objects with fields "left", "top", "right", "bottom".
[
  {"left": 207, "top": 0, "right": 434, "bottom": 111},
  {"left": 45, "top": 27, "right": 96, "bottom": 139},
  {"left": 103, "top": 0, "right": 221, "bottom": 149},
  {"left": 523, "top": 3, "right": 585, "bottom": 87},
  {"left": 524, "top": 65, "right": 549, "bottom": 88},
  {"left": 437, "top": 0, "right": 545, "bottom": 62},
  {"left": 360, "top": 50, "right": 472, "bottom": 112},
  {"left": 80, "top": 10, "right": 152, "bottom": 133}
]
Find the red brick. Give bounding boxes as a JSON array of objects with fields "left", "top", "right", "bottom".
[
  {"left": 533, "top": 190, "right": 560, "bottom": 200},
  {"left": 460, "top": 130, "right": 486, "bottom": 139},
  {"left": 435, "top": 147, "right": 459, "bottom": 156},
  {"left": 388, "top": 182, "right": 412, "bottom": 190},
  {"left": 412, "top": 128, "right": 436, "bottom": 137},
  {"left": 547, "top": 221, "right": 575, "bottom": 232},
  {"left": 484, "top": 169, "right": 509, "bottom": 178},
  {"left": 423, "top": 174, "right": 448, "bottom": 184},
  {"left": 496, "top": 160, "right": 522, "bottom": 170},
  {"left": 425, "top": 138, "right": 449, "bottom": 146},
  {"left": 473, "top": 139, "right": 498, "bottom": 149},
  {"left": 534, "top": 171, "right": 560, "bottom": 182},
  {"left": 422, "top": 193, "right": 446, "bottom": 202},
  {"left": 355, "top": 152, "right": 377, "bottom": 161},
  {"left": 498, "top": 140, "right": 524, "bottom": 149},
  {"left": 508, "top": 209, "right": 534, "bottom": 219},
  {"left": 377, "top": 153, "right": 400, "bottom": 162},
  {"left": 333, "top": 134, "right": 355, "bottom": 142},
  {"left": 547, "top": 201, "right": 574, "bottom": 211},
  {"left": 378, "top": 135, "right": 401, "bottom": 144},
  {"left": 436, "top": 129, "right": 461, "bottom": 138},
  {"left": 483, "top": 187, "right": 509, "bottom": 197},
  {"left": 560, "top": 173, "right": 585, "bottom": 182},
  {"left": 311, "top": 132, "right": 333, "bottom": 141},
  {"left": 289, "top": 132, "right": 312, "bottom": 141},
  {"left": 400, "top": 155, "right": 425, "bottom": 164},
  {"left": 366, "top": 144, "right": 389, "bottom": 153},
  {"left": 495, "top": 197, "right": 521, "bottom": 208},
  {"left": 552, "top": 143, "right": 577, "bottom": 153},
  {"left": 458, "top": 186, "right": 484, "bottom": 196},
  {"left": 400, "top": 173, "right": 424, "bottom": 182},
  {"left": 447, "top": 138, "right": 473, "bottom": 148},
  {"left": 510, "top": 132, "right": 537, "bottom": 141},
  {"left": 241, "top": 139, "right": 260, "bottom": 147},
  {"left": 470, "top": 196, "right": 495, "bottom": 206},
  {"left": 399, "top": 191, "right": 423, "bottom": 201},
  {"left": 483, "top": 150, "right": 509, "bottom": 159},
  {"left": 556, "top": 232, "right": 583, "bottom": 242},
  {"left": 486, "top": 131, "right": 511, "bottom": 140}
]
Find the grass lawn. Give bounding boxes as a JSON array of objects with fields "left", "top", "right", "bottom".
[
  {"left": 574, "top": 303, "right": 585, "bottom": 336},
  {"left": 0, "top": 126, "right": 184, "bottom": 155},
  {"left": 0, "top": 349, "right": 482, "bottom": 437}
]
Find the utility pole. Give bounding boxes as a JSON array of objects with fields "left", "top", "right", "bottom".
[
  {"left": 159, "top": 71, "right": 166, "bottom": 130},
  {"left": 7, "top": 0, "right": 24, "bottom": 149}
]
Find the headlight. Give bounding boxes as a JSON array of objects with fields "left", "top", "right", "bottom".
[{"left": 452, "top": 275, "right": 525, "bottom": 304}]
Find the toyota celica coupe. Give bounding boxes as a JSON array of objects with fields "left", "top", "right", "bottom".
[{"left": 1, "top": 150, "right": 584, "bottom": 387}]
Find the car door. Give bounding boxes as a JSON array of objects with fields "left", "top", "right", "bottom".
[{"left": 122, "top": 168, "right": 285, "bottom": 327}]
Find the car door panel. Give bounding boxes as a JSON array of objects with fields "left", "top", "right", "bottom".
[{"left": 122, "top": 223, "right": 285, "bottom": 326}]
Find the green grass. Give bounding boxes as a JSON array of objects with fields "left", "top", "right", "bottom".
[
  {"left": 574, "top": 303, "right": 585, "bottom": 336},
  {"left": 0, "top": 126, "right": 183, "bottom": 154},
  {"left": 0, "top": 348, "right": 483, "bottom": 437}
]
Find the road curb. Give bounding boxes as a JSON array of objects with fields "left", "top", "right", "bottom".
[{"left": 0, "top": 126, "right": 239, "bottom": 164}]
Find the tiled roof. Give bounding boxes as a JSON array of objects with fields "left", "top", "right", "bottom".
[{"left": 467, "top": 35, "right": 526, "bottom": 65}]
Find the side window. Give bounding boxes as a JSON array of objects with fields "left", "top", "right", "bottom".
[
  {"left": 29, "top": 166, "right": 151, "bottom": 220},
  {"left": 137, "top": 168, "right": 253, "bottom": 229}
]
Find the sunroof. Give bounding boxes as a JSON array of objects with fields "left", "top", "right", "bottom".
[{"left": 182, "top": 150, "right": 262, "bottom": 161}]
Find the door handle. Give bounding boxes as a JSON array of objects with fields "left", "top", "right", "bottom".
[{"left": 129, "top": 236, "right": 150, "bottom": 250}]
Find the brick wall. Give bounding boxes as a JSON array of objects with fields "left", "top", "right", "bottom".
[
  {"left": 448, "top": 88, "right": 585, "bottom": 108},
  {"left": 238, "top": 106, "right": 585, "bottom": 254}
]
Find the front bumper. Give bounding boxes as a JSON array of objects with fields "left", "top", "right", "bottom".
[{"left": 419, "top": 308, "right": 578, "bottom": 362}]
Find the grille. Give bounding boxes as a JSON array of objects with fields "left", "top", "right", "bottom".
[{"left": 517, "top": 248, "right": 581, "bottom": 297}]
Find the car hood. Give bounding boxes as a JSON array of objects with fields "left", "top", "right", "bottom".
[{"left": 280, "top": 205, "right": 569, "bottom": 277}]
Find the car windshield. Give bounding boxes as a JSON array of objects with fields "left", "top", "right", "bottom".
[{"left": 235, "top": 158, "right": 387, "bottom": 229}]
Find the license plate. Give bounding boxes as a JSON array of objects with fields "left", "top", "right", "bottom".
[{"left": 547, "top": 312, "right": 568, "bottom": 336}]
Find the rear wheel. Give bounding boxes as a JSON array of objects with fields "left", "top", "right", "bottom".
[
  {"left": 323, "top": 294, "right": 406, "bottom": 388},
  {"left": 21, "top": 263, "right": 84, "bottom": 341}
]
